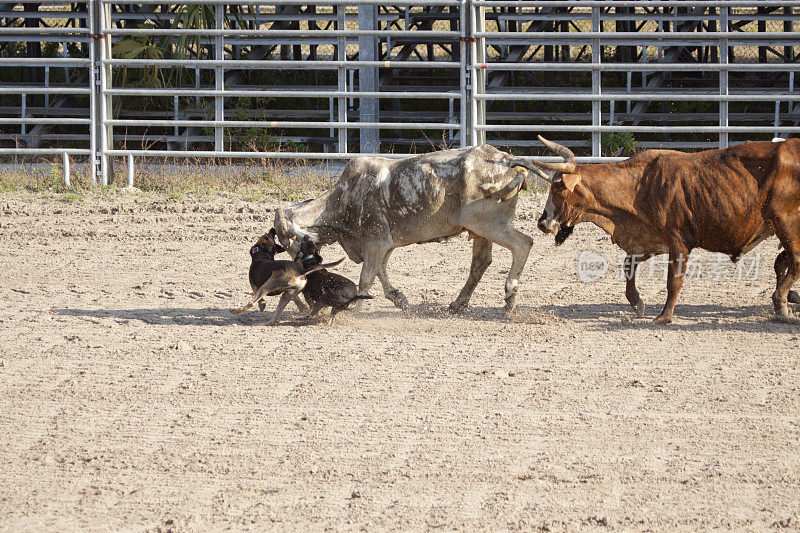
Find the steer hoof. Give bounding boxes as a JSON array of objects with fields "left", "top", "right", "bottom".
[
  {"left": 773, "top": 291, "right": 790, "bottom": 318},
  {"left": 258, "top": 301, "right": 266, "bottom": 312},
  {"left": 653, "top": 313, "right": 672, "bottom": 325},
  {"left": 504, "top": 294, "right": 518, "bottom": 314},
  {"left": 388, "top": 290, "right": 409, "bottom": 310},
  {"left": 630, "top": 298, "right": 645, "bottom": 318},
  {"left": 788, "top": 290, "right": 800, "bottom": 305},
  {"left": 448, "top": 300, "right": 467, "bottom": 314}
]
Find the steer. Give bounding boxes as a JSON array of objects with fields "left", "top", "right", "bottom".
[
  {"left": 274, "top": 145, "right": 537, "bottom": 313},
  {"left": 532, "top": 135, "right": 800, "bottom": 323}
]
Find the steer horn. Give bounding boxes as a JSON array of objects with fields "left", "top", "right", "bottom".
[
  {"left": 508, "top": 158, "right": 555, "bottom": 184},
  {"left": 531, "top": 135, "right": 577, "bottom": 175},
  {"left": 273, "top": 207, "right": 294, "bottom": 249}
]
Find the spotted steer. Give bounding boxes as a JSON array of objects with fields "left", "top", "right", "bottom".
[{"left": 274, "top": 145, "right": 537, "bottom": 313}]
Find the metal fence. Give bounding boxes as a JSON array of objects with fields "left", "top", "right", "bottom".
[{"left": 1, "top": 1, "right": 799, "bottom": 186}]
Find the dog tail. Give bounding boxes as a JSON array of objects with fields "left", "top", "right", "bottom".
[{"left": 303, "top": 257, "right": 345, "bottom": 274}]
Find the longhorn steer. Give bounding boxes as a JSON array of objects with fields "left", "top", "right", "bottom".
[
  {"left": 533, "top": 136, "right": 800, "bottom": 323},
  {"left": 274, "top": 145, "right": 537, "bottom": 313}
]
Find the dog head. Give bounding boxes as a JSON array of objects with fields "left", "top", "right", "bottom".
[
  {"left": 250, "top": 228, "right": 285, "bottom": 261},
  {"left": 294, "top": 235, "right": 322, "bottom": 268}
]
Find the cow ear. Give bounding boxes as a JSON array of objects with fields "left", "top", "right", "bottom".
[{"left": 562, "top": 172, "right": 582, "bottom": 193}]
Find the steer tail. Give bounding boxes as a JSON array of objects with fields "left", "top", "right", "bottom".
[
  {"left": 303, "top": 257, "right": 346, "bottom": 274},
  {"left": 489, "top": 173, "right": 526, "bottom": 202},
  {"left": 345, "top": 295, "right": 374, "bottom": 309}
]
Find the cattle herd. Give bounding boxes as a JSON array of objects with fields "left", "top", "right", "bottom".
[{"left": 236, "top": 136, "right": 800, "bottom": 325}]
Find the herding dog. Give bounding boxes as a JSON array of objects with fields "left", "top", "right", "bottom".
[
  {"left": 294, "top": 236, "right": 373, "bottom": 323},
  {"left": 231, "top": 229, "right": 344, "bottom": 325}
]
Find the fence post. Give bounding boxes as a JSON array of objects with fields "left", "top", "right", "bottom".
[
  {"left": 88, "top": 0, "right": 97, "bottom": 183},
  {"left": 719, "top": 6, "right": 729, "bottom": 148},
  {"left": 62, "top": 152, "right": 70, "bottom": 186},
  {"left": 591, "top": 6, "right": 601, "bottom": 157},
  {"left": 336, "top": 5, "right": 347, "bottom": 154},
  {"left": 127, "top": 153, "right": 134, "bottom": 188},
  {"left": 358, "top": 4, "right": 379, "bottom": 153},
  {"left": 215, "top": 3, "right": 224, "bottom": 152},
  {"left": 93, "top": 0, "right": 113, "bottom": 185},
  {"left": 459, "top": 0, "right": 468, "bottom": 147},
  {"left": 468, "top": 0, "right": 484, "bottom": 146},
  {"left": 475, "top": 2, "right": 486, "bottom": 145},
  {"left": 20, "top": 94, "right": 26, "bottom": 135}
]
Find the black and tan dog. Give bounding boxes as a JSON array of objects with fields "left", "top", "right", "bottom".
[
  {"left": 231, "top": 229, "right": 343, "bottom": 325},
  {"left": 294, "top": 236, "right": 372, "bottom": 323}
]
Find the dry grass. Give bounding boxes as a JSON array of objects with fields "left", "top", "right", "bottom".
[{"left": 0, "top": 157, "right": 338, "bottom": 202}]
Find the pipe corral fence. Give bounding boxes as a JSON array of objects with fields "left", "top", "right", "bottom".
[{"left": 1, "top": 1, "right": 799, "bottom": 185}]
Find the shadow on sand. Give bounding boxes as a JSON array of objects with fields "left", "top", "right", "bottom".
[
  {"left": 537, "top": 301, "right": 799, "bottom": 333},
  {"left": 52, "top": 306, "right": 317, "bottom": 327},
  {"left": 51, "top": 300, "right": 798, "bottom": 332}
]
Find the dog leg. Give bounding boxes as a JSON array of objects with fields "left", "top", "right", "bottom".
[
  {"left": 301, "top": 303, "right": 324, "bottom": 319},
  {"left": 292, "top": 295, "right": 310, "bottom": 314},
  {"left": 231, "top": 273, "right": 299, "bottom": 315},
  {"left": 328, "top": 307, "right": 341, "bottom": 325},
  {"left": 266, "top": 290, "right": 299, "bottom": 325}
]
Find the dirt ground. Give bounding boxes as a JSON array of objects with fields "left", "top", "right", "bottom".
[{"left": 0, "top": 190, "right": 798, "bottom": 531}]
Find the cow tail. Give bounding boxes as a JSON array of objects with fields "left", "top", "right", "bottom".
[
  {"left": 489, "top": 173, "right": 525, "bottom": 202},
  {"left": 346, "top": 295, "right": 374, "bottom": 308}
]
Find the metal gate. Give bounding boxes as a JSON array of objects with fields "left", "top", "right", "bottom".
[{"left": 1, "top": 1, "right": 799, "bottom": 186}]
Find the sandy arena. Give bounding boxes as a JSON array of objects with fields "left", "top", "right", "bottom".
[{"left": 0, "top": 191, "right": 798, "bottom": 531}]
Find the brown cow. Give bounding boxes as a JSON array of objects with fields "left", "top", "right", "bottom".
[{"left": 533, "top": 136, "right": 800, "bottom": 323}]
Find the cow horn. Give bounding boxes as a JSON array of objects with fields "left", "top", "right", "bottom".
[
  {"left": 506, "top": 157, "right": 556, "bottom": 183},
  {"left": 530, "top": 160, "right": 576, "bottom": 174},
  {"left": 538, "top": 135, "right": 575, "bottom": 161},
  {"left": 528, "top": 163, "right": 557, "bottom": 184},
  {"left": 533, "top": 135, "right": 577, "bottom": 175},
  {"left": 273, "top": 207, "right": 293, "bottom": 247}
]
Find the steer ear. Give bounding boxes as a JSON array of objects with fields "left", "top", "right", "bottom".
[{"left": 562, "top": 172, "right": 582, "bottom": 193}]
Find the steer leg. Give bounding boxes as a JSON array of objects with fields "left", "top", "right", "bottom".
[
  {"left": 357, "top": 255, "right": 381, "bottom": 298},
  {"left": 654, "top": 244, "right": 689, "bottom": 324},
  {"left": 623, "top": 254, "right": 649, "bottom": 318},
  {"left": 771, "top": 219, "right": 800, "bottom": 318},
  {"left": 467, "top": 224, "right": 533, "bottom": 314},
  {"left": 376, "top": 248, "right": 409, "bottom": 309},
  {"left": 356, "top": 243, "right": 392, "bottom": 309},
  {"left": 449, "top": 236, "right": 493, "bottom": 313},
  {"left": 774, "top": 250, "right": 800, "bottom": 304}
]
